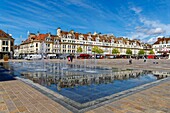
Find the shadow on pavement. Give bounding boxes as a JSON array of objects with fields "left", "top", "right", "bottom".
[{"left": 0, "top": 67, "right": 16, "bottom": 81}]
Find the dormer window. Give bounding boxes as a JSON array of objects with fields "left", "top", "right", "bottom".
[
  {"left": 96, "top": 36, "right": 100, "bottom": 42},
  {"left": 118, "top": 40, "right": 122, "bottom": 44},
  {"left": 72, "top": 35, "right": 75, "bottom": 39},
  {"left": 67, "top": 34, "right": 72, "bottom": 39},
  {"left": 79, "top": 35, "right": 83, "bottom": 40},
  {"left": 168, "top": 40, "right": 170, "bottom": 44},
  {"left": 63, "top": 34, "right": 66, "bottom": 38},
  {"left": 87, "top": 36, "right": 91, "bottom": 41},
  {"left": 111, "top": 39, "right": 114, "bottom": 43},
  {"left": 46, "top": 37, "right": 51, "bottom": 41},
  {"left": 163, "top": 40, "right": 166, "bottom": 44},
  {"left": 67, "top": 35, "right": 69, "bottom": 38}
]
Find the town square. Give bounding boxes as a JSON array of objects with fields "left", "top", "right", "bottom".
[{"left": 0, "top": 0, "right": 170, "bottom": 113}]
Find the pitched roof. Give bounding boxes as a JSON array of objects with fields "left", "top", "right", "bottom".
[
  {"left": 153, "top": 37, "right": 170, "bottom": 44},
  {"left": 22, "top": 33, "right": 49, "bottom": 44},
  {"left": 0, "top": 29, "right": 14, "bottom": 39}
]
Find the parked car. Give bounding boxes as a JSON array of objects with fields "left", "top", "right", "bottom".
[
  {"left": 77, "top": 54, "right": 91, "bottom": 59},
  {"left": 59, "top": 54, "right": 70, "bottom": 59},
  {"left": 24, "top": 54, "right": 42, "bottom": 60}
]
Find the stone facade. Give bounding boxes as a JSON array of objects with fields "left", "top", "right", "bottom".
[
  {"left": 152, "top": 37, "right": 170, "bottom": 55},
  {"left": 18, "top": 28, "right": 152, "bottom": 57},
  {"left": 0, "top": 30, "right": 14, "bottom": 59}
]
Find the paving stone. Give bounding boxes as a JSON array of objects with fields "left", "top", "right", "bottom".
[
  {"left": 0, "top": 104, "right": 7, "bottom": 111},
  {"left": 0, "top": 110, "right": 9, "bottom": 113},
  {"left": 1, "top": 59, "right": 170, "bottom": 113},
  {"left": 17, "top": 106, "right": 28, "bottom": 112}
]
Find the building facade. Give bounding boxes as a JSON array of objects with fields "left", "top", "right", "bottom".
[
  {"left": 0, "top": 30, "right": 14, "bottom": 59},
  {"left": 152, "top": 37, "right": 170, "bottom": 56},
  {"left": 19, "top": 32, "right": 60, "bottom": 58},
  {"left": 18, "top": 28, "right": 152, "bottom": 57},
  {"left": 57, "top": 28, "right": 151, "bottom": 56}
]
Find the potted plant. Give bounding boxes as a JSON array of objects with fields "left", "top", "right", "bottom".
[{"left": 3, "top": 54, "right": 9, "bottom": 61}]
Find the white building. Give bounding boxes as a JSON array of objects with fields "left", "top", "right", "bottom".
[
  {"left": 17, "top": 28, "right": 152, "bottom": 57},
  {"left": 152, "top": 37, "right": 170, "bottom": 56},
  {"left": 0, "top": 30, "right": 14, "bottom": 59}
]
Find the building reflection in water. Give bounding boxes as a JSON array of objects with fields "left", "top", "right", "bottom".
[
  {"left": 19, "top": 70, "right": 169, "bottom": 91},
  {"left": 1, "top": 62, "right": 169, "bottom": 91}
]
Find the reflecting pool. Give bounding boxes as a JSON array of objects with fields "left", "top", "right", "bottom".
[{"left": 0, "top": 61, "right": 169, "bottom": 111}]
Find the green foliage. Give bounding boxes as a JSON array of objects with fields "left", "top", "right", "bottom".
[
  {"left": 97, "top": 48, "right": 104, "bottom": 54},
  {"left": 77, "top": 46, "right": 83, "bottom": 53},
  {"left": 126, "top": 49, "right": 132, "bottom": 55},
  {"left": 112, "top": 48, "right": 120, "bottom": 54},
  {"left": 92, "top": 46, "right": 104, "bottom": 54},
  {"left": 138, "top": 49, "right": 145, "bottom": 55},
  {"left": 149, "top": 50, "right": 155, "bottom": 54}
]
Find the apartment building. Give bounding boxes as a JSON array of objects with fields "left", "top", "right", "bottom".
[
  {"left": 152, "top": 37, "right": 170, "bottom": 55},
  {"left": 0, "top": 30, "right": 14, "bottom": 59},
  {"left": 18, "top": 28, "right": 152, "bottom": 57},
  {"left": 57, "top": 28, "right": 151, "bottom": 55},
  {"left": 19, "top": 32, "right": 60, "bottom": 58}
]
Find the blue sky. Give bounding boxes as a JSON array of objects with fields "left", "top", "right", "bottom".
[{"left": 0, "top": 0, "right": 170, "bottom": 44}]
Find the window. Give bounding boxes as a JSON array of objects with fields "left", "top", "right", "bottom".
[
  {"left": 63, "top": 45, "right": 66, "bottom": 48},
  {"left": 68, "top": 45, "right": 71, "bottom": 48},
  {"left": 10, "top": 41, "right": 13, "bottom": 46},
  {"left": 36, "top": 43, "right": 38, "bottom": 47},
  {"left": 2, "top": 47, "right": 8, "bottom": 51},
  {"left": 2, "top": 41, "right": 6, "bottom": 45}
]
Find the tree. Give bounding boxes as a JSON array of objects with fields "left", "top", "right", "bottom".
[
  {"left": 92, "top": 46, "right": 98, "bottom": 53},
  {"left": 112, "top": 48, "right": 120, "bottom": 54},
  {"left": 149, "top": 50, "right": 155, "bottom": 54},
  {"left": 126, "top": 49, "right": 132, "bottom": 55},
  {"left": 138, "top": 50, "right": 145, "bottom": 55},
  {"left": 97, "top": 48, "right": 104, "bottom": 54},
  {"left": 77, "top": 46, "right": 83, "bottom": 53},
  {"left": 92, "top": 46, "right": 104, "bottom": 54}
]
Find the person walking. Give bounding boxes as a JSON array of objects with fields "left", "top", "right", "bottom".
[
  {"left": 70, "top": 54, "right": 74, "bottom": 62},
  {"left": 129, "top": 57, "right": 132, "bottom": 64},
  {"left": 68, "top": 56, "right": 70, "bottom": 62},
  {"left": 144, "top": 57, "right": 146, "bottom": 62}
]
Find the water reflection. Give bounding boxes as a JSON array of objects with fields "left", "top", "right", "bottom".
[
  {"left": 1, "top": 62, "right": 170, "bottom": 104},
  {"left": 1, "top": 62, "right": 169, "bottom": 90}
]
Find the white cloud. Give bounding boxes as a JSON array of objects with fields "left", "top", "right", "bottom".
[
  {"left": 140, "top": 18, "right": 170, "bottom": 34},
  {"left": 147, "top": 28, "right": 165, "bottom": 35},
  {"left": 130, "top": 7, "right": 142, "bottom": 14},
  {"left": 147, "top": 37, "right": 157, "bottom": 43},
  {"left": 126, "top": 5, "right": 170, "bottom": 44}
]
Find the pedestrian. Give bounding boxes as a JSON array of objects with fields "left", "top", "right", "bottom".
[
  {"left": 129, "top": 57, "right": 132, "bottom": 64},
  {"left": 68, "top": 57, "right": 70, "bottom": 62},
  {"left": 144, "top": 57, "right": 146, "bottom": 62},
  {"left": 70, "top": 54, "right": 74, "bottom": 62}
]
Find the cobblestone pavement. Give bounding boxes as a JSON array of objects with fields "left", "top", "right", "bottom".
[
  {"left": 86, "top": 80, "right": 170, "bottom": 113},
  {"left": 0, "top": 80, "right": 71, "bottom": 113},
  {"left": 0, "top": 59, "right": 170, "bottom": 113},
  {"left": 2, "top": 58, "right": 170, "bottom": 71}
]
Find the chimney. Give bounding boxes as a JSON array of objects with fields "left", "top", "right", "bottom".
[
  {"left": 93, "top": 31, "right": 97, "bottom": 35},
  {"left": 88, "top": 32, "right": 91, "bottom": 35},
  {"left": 57, "top": 27, "right": 61, "bottom": 36},
  {"left": 70, "top": 30, "right": 74, "bottom": 34},
  {"left": 37, "top": 31, "right": 40, "bottom": 36},
  {"left": 48, "top": 32, "right": 51, "bottom": 37}
]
